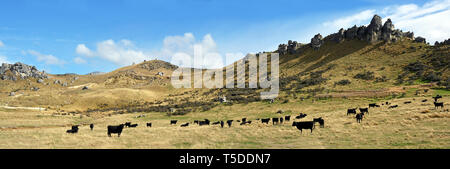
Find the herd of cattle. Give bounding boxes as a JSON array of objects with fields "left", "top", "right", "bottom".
[
  {"left": 66, "top": 95, "right": 445, "bottom": 137},
  {"left": 346, "top": 94, "right": 445, "bottom": 123}
]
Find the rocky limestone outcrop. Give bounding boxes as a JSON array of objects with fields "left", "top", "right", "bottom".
[
  {"left": 434, "top": 38, "right": 450, "bottom": 46},
  {"left": 311, "top": 34, "right": 324, "bottom": 49},
  {"left": 276, "top": 14, "right": 424, "bottom": 54},
  {"left": 415, "top": 36, "right": 426, "bottom": 43},
  {"left": 0, "top": 62, "right": 47, "bottom": 81}
]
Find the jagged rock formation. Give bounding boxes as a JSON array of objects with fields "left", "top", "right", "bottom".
[
  {"left": 0, "top": 62, "right": 47, "bottom": 81},
  {"left": 415, "top": 36, "right": 426, "bottom": 43},
  {"left": 434, "top": 38, "right": 450, "bottom": 46},
  {"left": 311, "top": 34, "right": 324, "bottom": 49},
  {"left": 277, "top": 14, "right": 421, "bottom": 54}
]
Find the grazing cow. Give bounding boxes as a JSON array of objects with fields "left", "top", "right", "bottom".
[
  {"left": 347, "top": 108, "right": 357, "bottom": 116},
  {"left": 170, "top": 120, "right": 178, "bottom": 125},
  {"left": 404, "top": 101, "right": 412, "bottom": 104},
  {"left": 433, "top": 95, "right": 443, "bottom": 102},
  {"left": 386, "top": 102, "right": 390, "bottom": 105},
  {"left": 146, "top": 123, "right": 152, "bottom": 127},
  {"left": 369, "top": 103, "right": 380, "bottom": 108},
  {"left": 272, "top": 117, "right": 279, "bottom": 125},
  {"left": 129, "top": 124, "right": 138, "bottom": 128},
  {"left": 212, "top": 121, "right": 221, "bottom": 125},
  {"left": 285, "top": 115, "right": 291, "bottom": 121},
  {"left": 242, "top": 118, "right": 247, "bottom": 123},
  {"left": 107, "top": 124, "right": 125, "bottom": 137},
  {"left": 296, "top": 113, "right": 307, "bottom": 119},
  {"left": 124, "top": 122, "right": 131, "bottom": 127},
  {"left": 89, "top": 124, "right": 94, "bottom": 131},
  {"left": 66, "top": 125, "right": 79, "bottom": 134},
  {"left": 356, "top": 113, "right": 364, "bottom": 123},
  {"left": 313, "top": 117, "right": 324, "bottom": 128},
  {"left": 180, "top": 123, "right": 189, "bottom": 127},
  {"left": 220, "top": 121, "right": 224, "bottom": 128},
  {"left": 388, "top": 105, "right": 398, "bottom": 109},
  {"left": 261, "top": 118, "right": 270, "bottom": 124},
  {"left": 434, "top": 102, "right": 444, "bottom": 109},
  {"left": 199, "top": 119, "right": 210, "bottom": 126},
  {"left": 226, "top": 120, "right": 233, "bottom": 127},
  {"left": 359, "top": 108, "right": 369, "bottom": 115},
  {"left": 292, "top": 121, "right": 315, "bottom": 133},
  {"left": 280, "top": 117, "right": 284, "bottom": 124},
  {"left": 194, "top": 120, "right": 199, "bottom": 124},
  {"left": 422, "top": 99, "right": 428, "bottom": 102}
]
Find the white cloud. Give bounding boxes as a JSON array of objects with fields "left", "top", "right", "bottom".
[
  {"left": 322, "top": 0, "right": 450, "bottom": 43},
  {"left": 96, "top": 39, "right": 150, "bottom": 66},
  {"left": 28, "top": 50, "right": 65, "bottom": 65},
  {"left": 322, "top": 9, "right": 376, "bottom": 29},
  {"left": 79, "top": 33, "right": 224, "bottom": 68},
  {"left": 158, "top": 33, "right": 222, "bottom": 68},
  {"left": 76, "top": 44, "right": 94, "bottom": 57},
  {"left": 0, "top": 55, "right": 9, "bottom": 64},
  {"left": 73, "top": 57, "right": 87, "bottom": 64},
  {"left": 0, "top": 40, "right": 4, "bottom": 47}
]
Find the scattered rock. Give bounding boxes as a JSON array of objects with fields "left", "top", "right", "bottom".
[
  {"left": 311, "top": 33, "right": 324, "bottom": 49},
  {"left": 0, "top": 62, "right": 47, "bottom": 80},
  {"left": 415, "top": 36, "right": 426, "bottom": 43},
  {"left": 37, "top": 79, "right": 44, "bottom": 83},
  {"left": 9, "top": 92, "right": 15, "bottom": 96}
]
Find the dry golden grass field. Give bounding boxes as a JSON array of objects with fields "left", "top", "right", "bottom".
[
  {"left": 0, "top": 39, "right": 448, "bottom": 149},
  {"left": 0, "top": 88, "right": 448, "bottom": 149}
]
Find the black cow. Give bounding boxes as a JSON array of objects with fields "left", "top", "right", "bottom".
[
  {"left": 180, "top": 123, "right": 189, "bottom": 127},
  {"left": 404, "top": 101, "right": 412, "bottom": 104},
  {"left": 212, "top": 121, "right": 221, "bottom": 125},
  {"left": 226, "top": 120, "right": 233, "bottom": 127},
  {"left": 422, "top": 99, "right": 428, "bottom": 102},
  {"left": 89, "top": 124, "right": 94, "bottom": 131},
  {"left": 359, "top": 108, "right": 369, "bottom": 114},
  {"left": 285, "top": 115, "right": 291, "bottom": 121},
  {"left": 279, "top": 117, "right": 284, "bottom": 124},
  {"left": 170, "top": 120, "right": 177, "bottom": 125},
  {"left": 129, "top": 124, "right": 138, "bottom": 128},
  {"left": 347, "top": 108, "right": 357, "bottom": 115},
  {"left": 369, "top": 103, "right": 380, "bottom": 108},
  {"left": 199, "top": 119, "right": 210, "bottom": 126},
  {"left": 292, "top": 121, "right": 315, "bottom": 133},
  {"left": 146, "top": 123, "right": 152, "bottom": 127},
  {"left": 272, "top": 117, "right": 279, "bottom": 125},
  {"left": 242, "top": 118, "right": 247, "bottom": 123},
  {"left": 194, "top": 120, "right": 199, "bottom": 124},
  {"left": 240, "top": 120, "right": 252, "bottom": 125},
  {"left": 356, "top": 113, "right": 364, "bottom": 123},
  {"left": 220, "top": 121, "right": 224, "bottom": 128},
  {"left": 261, "top": 118, "right": 270, "bottom": 124},
  {"left": 107, "top": 124, "right": 125, "bottom": 137},
  {"left": 433, "top": 95, "right": 443, "bottom": 102},
  {"left": 388, "top": 105, "right": 398, "bottom": 109},
  {"left": 296, "top": 113, "right": 307, "bottom": 119},
  {"left": 313, "top": 117, "right": 324, "bottom": 128},
  {"left": 66, "top": 125, "right": 79, "bottom": 134},
  {"left": 124, "top": 122, "right": 131, "bottom": 127},
  {"left": 434, "top": 102, "right": 444, "bottom": 109}
]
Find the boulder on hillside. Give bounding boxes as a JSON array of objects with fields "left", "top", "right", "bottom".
[{"left": 311, "top": 33, "right": 324, "bottom": 49}]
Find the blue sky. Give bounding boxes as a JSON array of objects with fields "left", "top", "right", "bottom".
[{"left": 0, "top": 0, "right": 448, "bottom": 74}]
